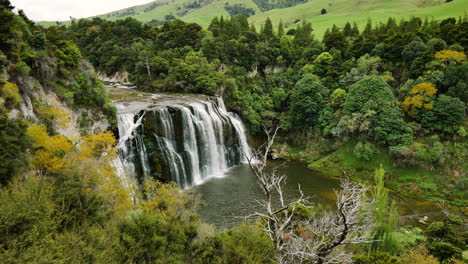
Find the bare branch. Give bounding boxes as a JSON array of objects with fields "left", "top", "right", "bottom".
[{"left": 246, "top": 125, "right": 375, "bottom": 264}]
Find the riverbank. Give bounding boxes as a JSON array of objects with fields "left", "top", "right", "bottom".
[{"left": 272, "top": 141, "right": 467, "bottom": 208}]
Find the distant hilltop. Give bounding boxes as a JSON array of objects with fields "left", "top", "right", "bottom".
[{"left": 40, "top": 0, "right": 468, "bottom": 39}]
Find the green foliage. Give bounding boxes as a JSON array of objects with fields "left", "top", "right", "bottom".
[
  {"left": 344, "top": 76, "right": 395, "bottom": 114},
  {"left": 155, "top": 19, "right": 202, "bottom": 49},
  {"left": 0, "top": 6, "right": 17, "bottom": 55},
  {"left": 419, "top": 95, "right": 465, "bottom": 134},
  {"left": 0, "top": 114, "right": 31, "bottom": 185},
  {"left": 54, "top": 40, "right": 82, "bottom": 68},
  {"left": 424, "top": 214, "right": 465, "bottom": 262},
  {"left": 0, "top": 0, "right": 14, "bottom": 10},
  {"left": 253, "top": 0, "right": 307, "bottom": 12},
  {"left": 193, "top": 223, "right": 275, "bottom": 264},
  {"left": 166, "top": 51, "right": 225, "bottom": 95},
  {"left": 224, "top": 4, "right": 255, "bottom": 18},
  {"left": 354, "top": 252, "right": 401, "bottom": 264},
  {"left": 353, "top": 141, "right": 375, "bottom": 161},
  {"left": 369, "top": 165, "right": 399, "bottom": 254},
  {"left": 389, "top": 138, "right": 446, "bottom": 167},
  {"left": 116, "top": 210, "right": 197, "bottom": 264},
  {"left": 53, "top": 171, "right": 109, "bottom": 230},
  {"left": 0, "top": 176, "right": 56, "bottom": 262},
  {"left": 443, "top": 63, "right": 468, "bottom": 103},
  {"left": 289, "top": 74, "right": 326, "bottom": 130},
  {"left": 427, "top": 242, "right": 462, "bottom": 262},
  {"left": 67, "top": 72, "right": 116, "bottom": 116},
  {"left": 330, "top": 88, "right": 347, "bottom": 108},
  {"left": 343, "top": 76, "right": 413, "bottom": 146}
]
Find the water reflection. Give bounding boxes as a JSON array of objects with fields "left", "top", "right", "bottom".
[{"left": 194, "top": 161, "right": 451, "bottom": 228}]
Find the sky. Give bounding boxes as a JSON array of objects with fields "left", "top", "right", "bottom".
[{"left": 10, "top": 0, "right": 154, "bottom": 21}]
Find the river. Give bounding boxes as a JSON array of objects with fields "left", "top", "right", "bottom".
[
  {"left": 108, "top": 85, "right": 454, "bottom": 230},
  {"left": 193, "top": 161, "right": 447, "bottom": 229}
]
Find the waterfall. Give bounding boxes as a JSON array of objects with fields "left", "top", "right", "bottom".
[{"left": 116, "top": 95, "right": 253, "bottom": 188}]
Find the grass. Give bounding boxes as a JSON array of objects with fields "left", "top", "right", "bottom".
[
  {"left": 304, "top": 142, "right": 467, "bottom": 207},
  {"left": 250, "top": 0, "right": 468, "bottom": 38},
  {"left": 40, "top": 0, "right": 468, "bottom": 39}
]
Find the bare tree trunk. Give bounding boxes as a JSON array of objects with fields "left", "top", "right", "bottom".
[
  {"left": 145, "top": 53, "right": 151, "bottom": 79},
  {"left": 247, "top": 126, "right": 376, "bottom": 264}
]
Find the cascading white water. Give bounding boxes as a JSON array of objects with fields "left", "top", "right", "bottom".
[{"left": 116, "top": 95, "right": 253, "bottom": 188}]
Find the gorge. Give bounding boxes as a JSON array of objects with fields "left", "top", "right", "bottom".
[{"left": 111, "top": 86, "right": 450, "bottom": 228}]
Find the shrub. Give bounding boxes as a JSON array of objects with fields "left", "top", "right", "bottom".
[
  {"left": 353, "top": 252, "right": 401, "bottom": 264},
  {"left": 0, "top": 80, "right": 20, "bottom": 108},
  {"left": 0, "top": 114, "right": 31, "bottom": 185},
  {"left": 353, "top": 141, "right": 375, "bottom": 161},
  {"left": 419, "top": 95, "right": 465, "bottom": 134},
  {"left": 116, "top": 211, "right": 197, "bottom": 264},
  {"left": 399, "top": 247, "right": 439, "bottom": 264},
  {"left": 193, "top": 223, "right": 275, "bottom": 264}
]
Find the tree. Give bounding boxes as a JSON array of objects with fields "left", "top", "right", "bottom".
[
  {"left": 117, "top": 211, "right": 197, "bottom": 264},
  {"left": 435, "top": 50, "right": 467, "bottom": 65},
  {"left": 425, "top": 213, "right": 464, "bottom": 262},
  {"left": 419, "top": 95, "right": 465, "bottom": 133},
  {"left": 401, "top": 82, "right": 437, "bottom": 116},
  {"left": 323, "top": 28, "right": 347, "bottom": 52},
  {"left": 193, "top": 223, "right": 275, "bottom": 264},
  {"left": 167, "top": 51, "right": 225, "bottom": 95},
  {"left": 0, "top": 80, "right": 20, "bottom": 109},
  {"left": 342, "top": 76, "right": 412, "bottom": 146},
  {"left": 27, "top": 124, "right": 74, "bottom": 174},
  {"left": 330, "top": 88, "right": 347, "bottom": 108},
  {"left": 278, "top": 19, "right": 285, "bottom": 37},
  {"left": 443, "top": 63, "right": 468, "bottom": 103},
  {"left": 0, "top": 0, "right": 13, "bottom": 11},
  {"left": 155, "top": 19, "right": 202, "bottom": 49},
  {"left": 261, "top": 17, "right": 274, "bottom": 40},
  {"left": 369, "top": 166, "right": 398, "bottom": 254},
  {"left": 344, "top": 76, "right": 395, "bottom": 114},
  {"left": 402, "top": 40, "right": 427, "bottom": 64},
  {"left": 0, "top": 5, "right": 17, "bottom": 55},
  {"left": 343, "top": 22, "right": 352, "bottom": 37},
  {"left": 293, "top": 21, "right": 313, "bottom": 48},
  {"left": 290, "top": 74, "right": 327, "bottom": 129},
  {"left": 0, "top": 115, "right": 31, "bottom": 185},
  {"left": 246, "top": 127, "right": 375, "bottom": 264}
]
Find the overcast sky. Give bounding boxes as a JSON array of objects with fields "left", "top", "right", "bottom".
[{"left": 10, "top": 0, "right": 154, "bottom": 21}]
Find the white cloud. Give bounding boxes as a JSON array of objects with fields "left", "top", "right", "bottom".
[{"left": 10, "top": 0, "right": 154, "bottom": 21}]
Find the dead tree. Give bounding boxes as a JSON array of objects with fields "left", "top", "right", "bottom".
[{"left": 247, "top": 126, "right": 375, "bottom": 264}]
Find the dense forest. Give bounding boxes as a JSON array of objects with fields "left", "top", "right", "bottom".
[
  {"left": 56, "top": 13, "right": 467, "bottom": 204},
  {"left": 0, "top": 0, "right": 467, "bottom": 262}
]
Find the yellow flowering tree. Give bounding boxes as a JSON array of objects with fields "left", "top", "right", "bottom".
[
  {"left": 74, "top": 131, "right": 132, "bottom": 217},
  {"left": 401, "top": 82, "right": 437, "bottom": 116},
  {"left": 435, "top": 50, "right": 467, "bottom": 66},
  {"left": 27, "top": 124, "right": 132, "bottom": 217},
  {"left": 27, "top": 124, "right": 74, "bottom": 174}
]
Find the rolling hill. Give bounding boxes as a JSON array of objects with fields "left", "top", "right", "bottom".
[{"left": 43, "top": 0, "right": 468, "bottom": 38}]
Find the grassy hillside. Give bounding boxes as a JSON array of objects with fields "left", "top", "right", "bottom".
[
  {"left": 41, "top": 0, "right": 468, "bottom": 39},
  {"left": 250, "top": 0, "right": 468, "bottom": 38}
]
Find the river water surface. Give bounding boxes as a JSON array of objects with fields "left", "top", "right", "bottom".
[{"left": 194, "top": 161, "right": 447, "bottom": 228}]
